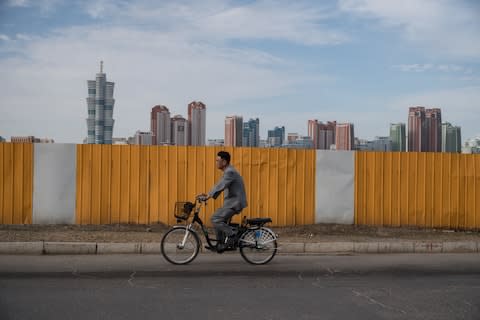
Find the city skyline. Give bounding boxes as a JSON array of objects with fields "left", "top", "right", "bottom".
[{"left": 0, "top": 1, "right": 479, "bottom": 144}]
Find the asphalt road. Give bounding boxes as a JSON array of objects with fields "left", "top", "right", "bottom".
[{"left": 0, "top": 254, "right": 479, "bottom": 320}]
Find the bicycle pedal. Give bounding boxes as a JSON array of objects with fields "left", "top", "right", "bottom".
[{"left": 204, "top": 245, "right": 216, "bottom": 251}]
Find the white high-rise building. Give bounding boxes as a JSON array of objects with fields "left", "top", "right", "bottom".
[
  {"left": 86, "top": 61, "right": 115, "bottom": 144},
  {"left": 151, "top": 105, "right": 171, "bottom": 145},
  {"left": 134, "top": 131, "right": 153, "bottom": 145},
  {"left": 171, "top": 115, "right": 188, "bottom": 146}
]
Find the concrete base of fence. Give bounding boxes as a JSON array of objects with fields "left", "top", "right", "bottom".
[{"left": 0, "top": 241, "right": 478, "bottom": 255}]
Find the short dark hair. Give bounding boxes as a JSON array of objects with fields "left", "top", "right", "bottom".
[{"left": 217, "top": 151, "right": 231, "bottom": 164}]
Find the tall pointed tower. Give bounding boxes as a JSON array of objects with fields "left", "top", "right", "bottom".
[{"left": 86, "top": 61, "right": 115, "bottom": 144}]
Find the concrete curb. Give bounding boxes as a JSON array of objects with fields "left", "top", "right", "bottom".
[
  {"left": 0, "top": 242, "right": 44, "bottom": 255},
  {"left": 0, "top": 241, "right": 478, "bottom": 255},
  {"left": 279, "top": 241, "right": 480, "bottom": 254},
  {"left": 97, "top": 243, "right": 141, "bottom": 254},
  {"left": 44, "top": 242, "right": 96, "bottom": 255},
  {"left": 141, "top": 242, "right": 160, "bottom": 254}
]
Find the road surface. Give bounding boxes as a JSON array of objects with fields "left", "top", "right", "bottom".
[{"left": 0, "top": 254, "right": 479, "bottom": 320}]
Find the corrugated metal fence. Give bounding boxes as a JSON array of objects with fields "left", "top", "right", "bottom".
[
  {"left": 76, "top": 145, "right": 316, "bottom": 226},
  {"left": 355, "top": 152, "right": 480, "bottom": 229},
  {"left": 2, "top": 142, "right": 480, "bottom": 230},
  {"left": 0, "top": 143, "right": 33, "bottom": 224}
]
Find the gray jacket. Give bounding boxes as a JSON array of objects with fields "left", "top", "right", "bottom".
[{"left": 208, "top": 165, "right": 247, "bottom": 211}]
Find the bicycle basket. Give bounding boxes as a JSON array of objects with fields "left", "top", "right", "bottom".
[{"left": 174, "top": 201, "right": 195, "bottom": 220}]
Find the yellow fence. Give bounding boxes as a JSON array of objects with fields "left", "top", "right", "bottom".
[
  {"left": 355, "top": 152, "right": 480, "bottom": 229},
  {"left": 76, "top": 145, "right": 316, "bottom": 226},
  {"left": 0, "top": 143, "right": 33, "bottom": 224}
]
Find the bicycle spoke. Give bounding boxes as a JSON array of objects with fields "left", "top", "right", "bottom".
[
  {"left": 239, "top": 228, "right": 277, "bottom": 265},
  {"left": 161, "top": 227, "right": 199, "bottom": 265}
]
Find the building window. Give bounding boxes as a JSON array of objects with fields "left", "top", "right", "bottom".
[{"left": 88, "top": 89, "right": 96, "bottom": 94}]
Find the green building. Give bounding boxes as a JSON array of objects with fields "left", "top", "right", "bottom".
[
  {"left": 389, "top": 123, "right": 406, "bottom": 151},
  {"left": 442, "top": 123, "right": 461, "bottom": 153}
]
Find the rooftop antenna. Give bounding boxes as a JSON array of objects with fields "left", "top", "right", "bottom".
[{"left": 100, "top": 60, "right": 104, "bottom": 73}]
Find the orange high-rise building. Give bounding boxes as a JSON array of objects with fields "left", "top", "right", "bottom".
[
  {"left": 408, "top": 106, "right": 442, "bottom": 152},
  {"left": 335, "top": 123, "right": 354, "bottom": 150},
  {"left": 308, "top": 120, "right": 336, "bottom": 149},
  {"left": 225, "top": 116, "right": 243, "bottom": 146}
]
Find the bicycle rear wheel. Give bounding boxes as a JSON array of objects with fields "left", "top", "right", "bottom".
[
  {"left": 239, "top": 227, "right": 277, "bottom": 265},
  {"left": 161, "top": 227, "right": 200, "bottom": 265}
]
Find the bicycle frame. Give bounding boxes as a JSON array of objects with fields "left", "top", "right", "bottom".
[
  {"left": 162, "top": 198, "right": 278, "bottom": 264},
  {"left": 179, "top": 200, "right": 247, "bottom": 250}
]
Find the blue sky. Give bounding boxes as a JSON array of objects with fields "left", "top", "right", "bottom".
[{"left": 1, "top": 0, "right": 479, "bottom": 143}]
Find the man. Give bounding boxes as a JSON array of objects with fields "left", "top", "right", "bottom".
[{"left": 198, "top": 151, "right": 247, "bottom": 252}]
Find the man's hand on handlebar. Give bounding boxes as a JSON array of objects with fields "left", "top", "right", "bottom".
[{"left": 196, "top": 193, "right": 210, "bottom": 202}]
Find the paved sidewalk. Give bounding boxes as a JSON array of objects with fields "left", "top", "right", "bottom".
[{"left": 0, "top": 224, "right": 479, "bottom": 255}]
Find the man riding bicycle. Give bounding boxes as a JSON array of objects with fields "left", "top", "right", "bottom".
[{"left": 197, "top": 151, "right": 247, "bottom": 252}]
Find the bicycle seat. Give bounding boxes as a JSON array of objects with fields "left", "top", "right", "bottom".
[{"left": 246, "top": 218, "right": 272, "bottom": 225}]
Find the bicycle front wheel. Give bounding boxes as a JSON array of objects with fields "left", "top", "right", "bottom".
[
  {"left": 239, "top": 227, "right": 277, "bottom": 265},
  {"left": 161, "top": 227, "right": 200, "bottom": 265}
]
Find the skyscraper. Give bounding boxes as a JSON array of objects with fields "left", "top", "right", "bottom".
[
  {"left": 171, "top": 115, "right": 188, "bottom": 146},
  {"left": 151, "top": 105, "right": 171, "bottom": 145},
  {"left": 390, "top": 123, "right": 406, "bottom": 151},
  {"left": 243, "top": 118, "right": 260, "bottom": 147},
  {"left": 408, "top": 106, "right": 442, "bottom": 152},
  {"left": 267, "top": 126, "right": 285, "bottom": 147},
  {"left": 408, "top": 106, "right": 426, "bottom": 152},
  {"left": 426, "top": 108, "right": 442, "bottom": 152},
  {"left": 188, "top": 101, "right": 206, "bottom": 146},
  {"left": 225, "top": 116, "right": 243, "bottom": 147},
  {"left": 335, "top": 123, "right": 354, "bottom": 150},
  {"left": 86, "top": 61, "right": 115, "bottom": 144},
  {"left": 442, "top": 122, "right": 461, "bottom": 153},
  {"left": 308, "top": 120, "right": 336, "bottom": 150},
  {"left": 308, "top": 120, "right": 320, "bottom": 148}
]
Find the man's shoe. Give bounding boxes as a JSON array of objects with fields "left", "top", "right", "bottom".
[
  {"left": 216, "top": 243, "right": 226, "bottom": 253},
  {"left": 204, "top": 245, "right": 216, "bottom": 251},
  {"left": 225, "top": 236, "right": 236, "bottom": 248}
]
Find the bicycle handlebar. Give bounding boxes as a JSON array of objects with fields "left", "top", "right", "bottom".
[{"left": 195, "top": 195, "right": 209, "bottom": 203}]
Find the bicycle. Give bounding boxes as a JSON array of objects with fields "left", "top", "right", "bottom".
[{"left": 161, "top": 198, "right": 278, "bottom": 265}]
